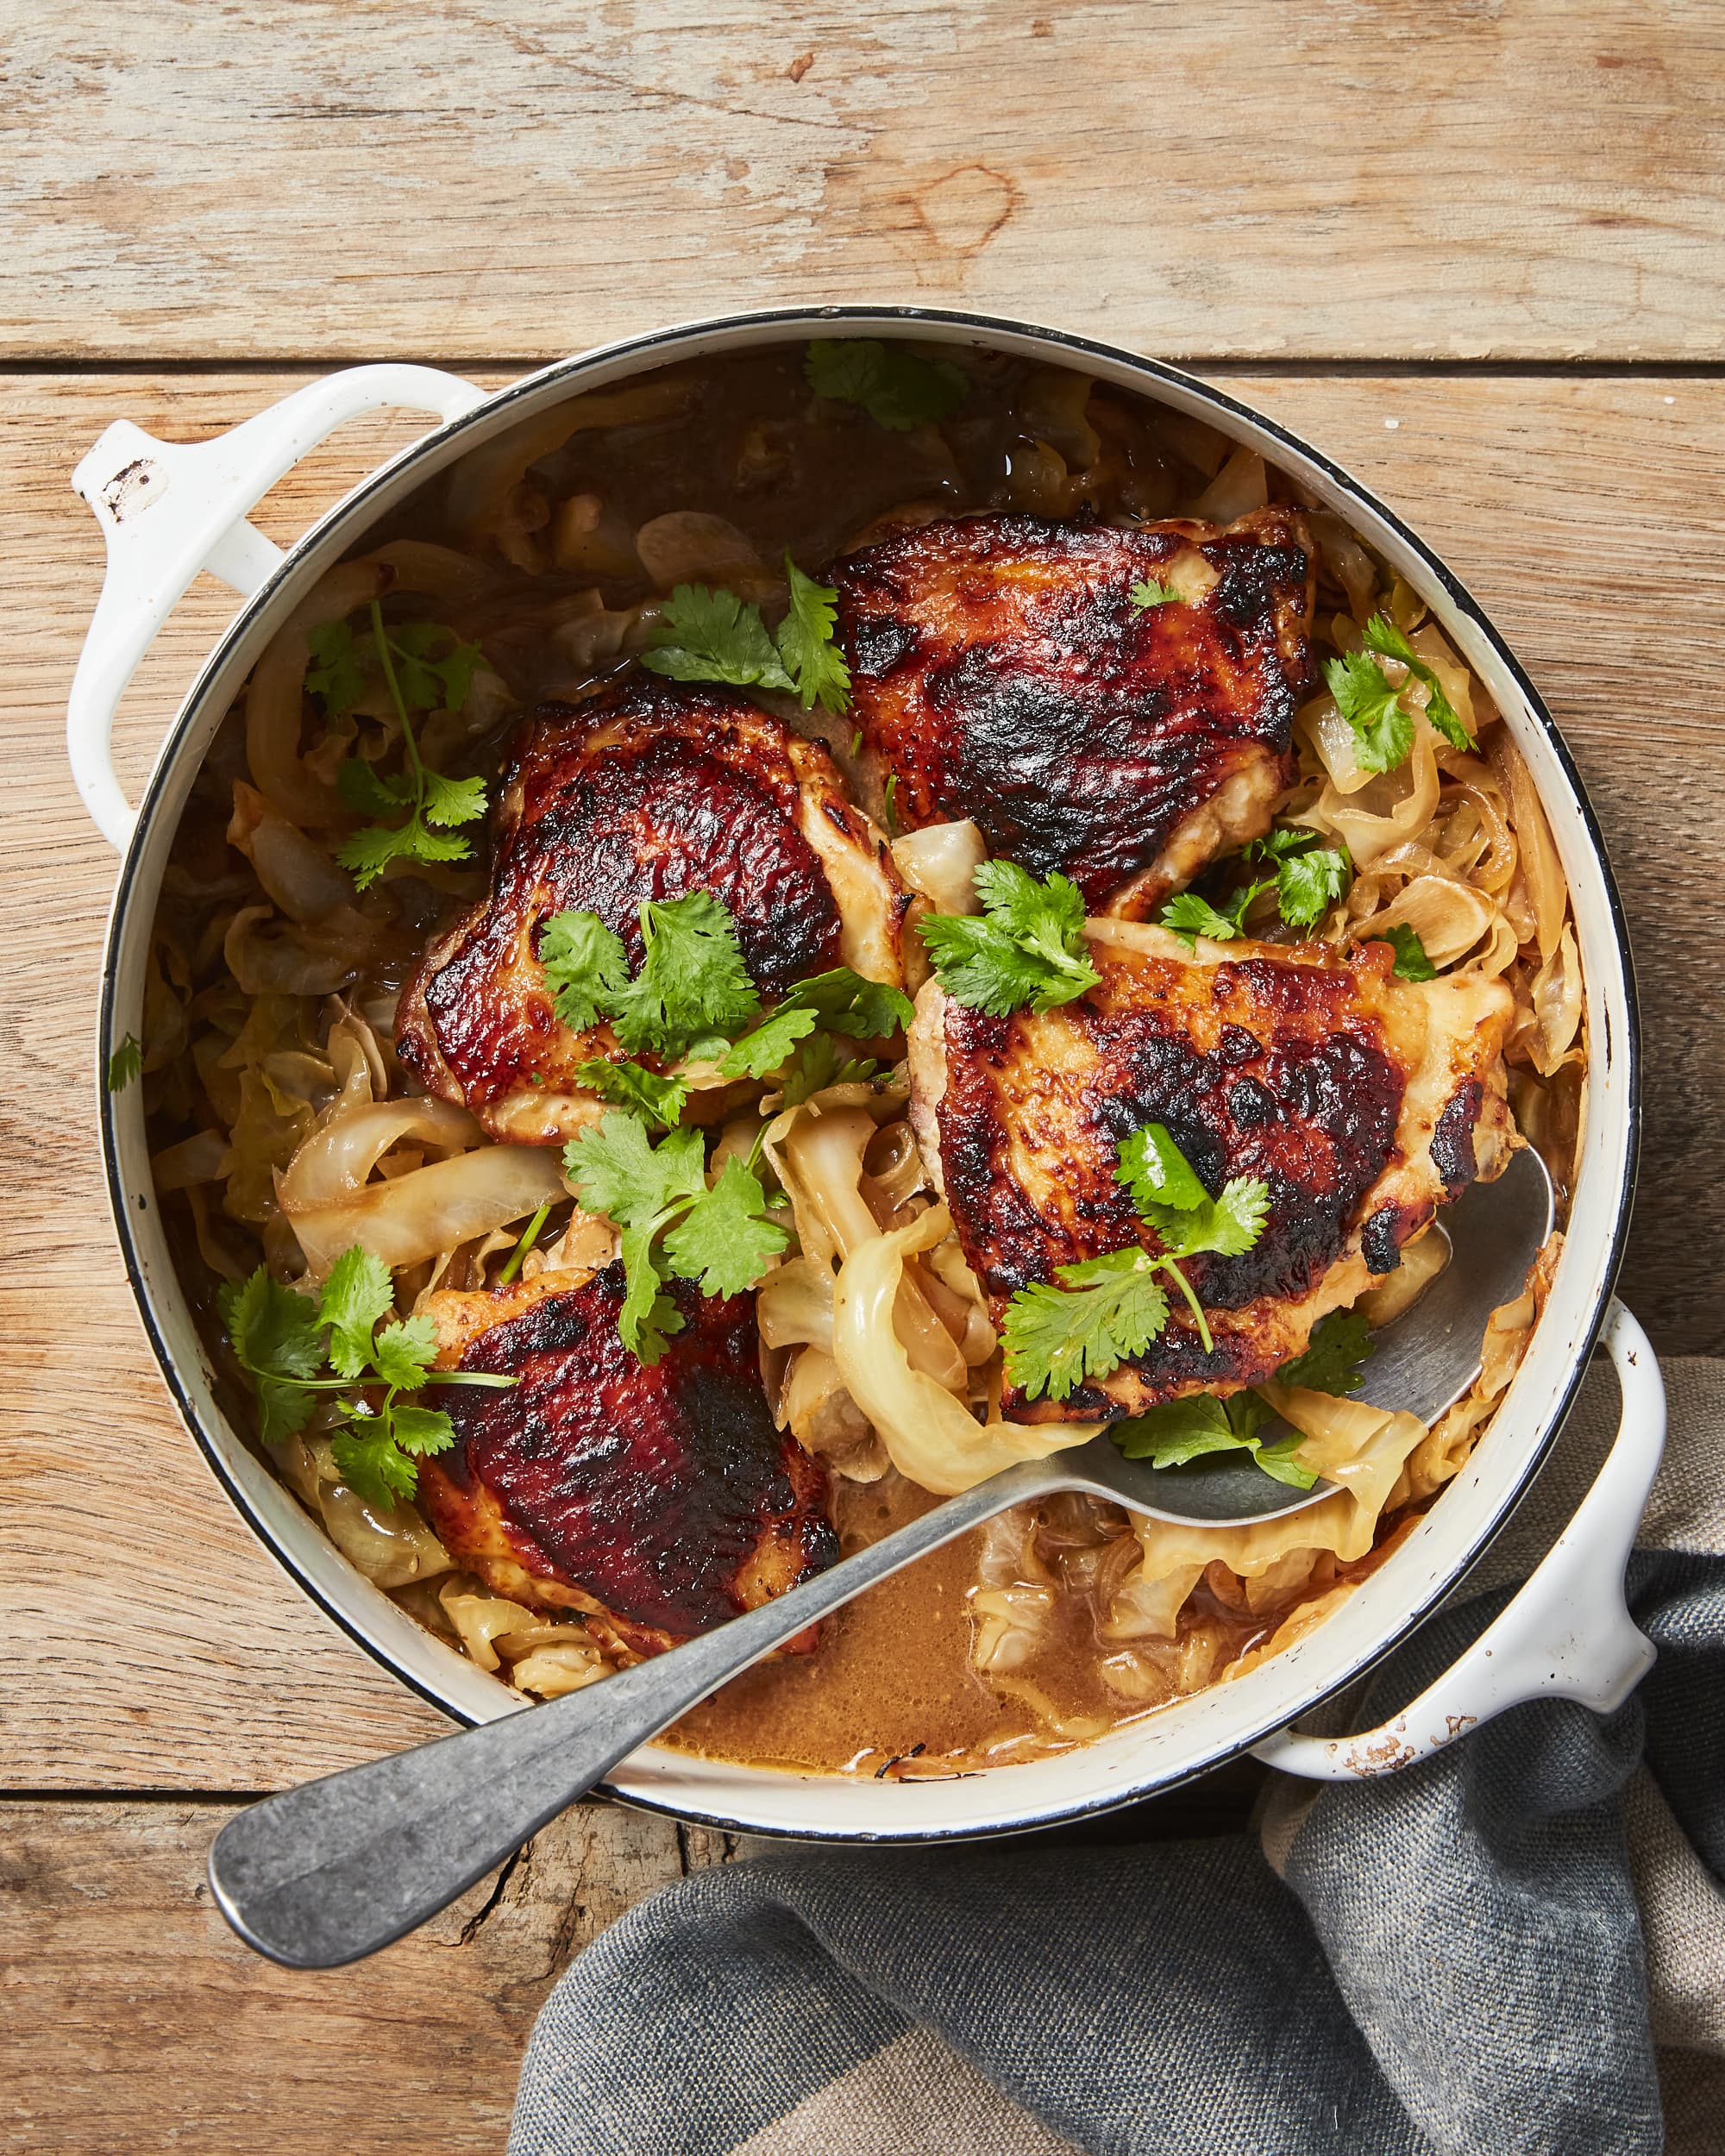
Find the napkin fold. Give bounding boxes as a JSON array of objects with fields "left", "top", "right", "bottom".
[{"left": 510, "top": 1357, "right": 1725, "bottom": 2156}]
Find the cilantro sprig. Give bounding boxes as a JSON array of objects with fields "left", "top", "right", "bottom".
[
  {"left": 804, "top": 339, "right": 969, "bottom": 432},
  {"left": 1322, "top": 613, "right": 1475, "bottom": 775},
  {"left": 643, "top": 555, "right": 851, "bottom": 715},
  {"left": 1273, "top": 1308, "right": 1374, "bottom": 1395},
  {"left": 106, "top": 1031, "right": 144, "bottom": 1093},
  {"left": 919, "top": 859, "right": 1101, "bottom": 1017},
  {"left": 1159, "top": 828, "right": 1352, "bottom": 948},
  {"left": 1130, "top": 578, "right": 1182, "bottom": 610},
  {"left": 1000, "top": 1123, "right": 1270, "bottom": 1402},
  {"left": 324, "top": 603, "right": 491, "bottom": 891},
  {"left": 1365, "top": 923, "right": 1438, "bottom": 981},
  {"left": 219, "top": 1245, "right": 515, "bottom": 1509},
  {"left": 561, "top": 1112, "right": 789, "bottom": 1361},
  {"left": 1113, "top": 1392, "right": 1317, "bottom": 1490},
  {"left": 1106, "top": 1307, "right": 1377, "bottom": 1489},
  {"left": 538, "top": 892, "right": 911, "bottom": 1119}
]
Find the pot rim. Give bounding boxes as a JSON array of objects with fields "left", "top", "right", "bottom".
[{"left": 96, "top": 304, "right": 1640, "bottom": 1840}]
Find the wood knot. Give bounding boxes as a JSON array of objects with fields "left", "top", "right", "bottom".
[{"left": 914, "top": 165, "right": 1019, "bottom": 258}]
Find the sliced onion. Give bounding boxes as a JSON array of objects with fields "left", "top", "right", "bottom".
[
  {"left": 831, "top": 1203, "right": 1102, "bottom": 1494},
  {"left": 285, "top": 1144, "right": 566, "bottom": 1276},
  {"left": 1490, "top": 732, "right": 1566, "bottom": 961},
  {"left": 783, "top": 1110, "right": 964, "bottom": 1390},
  {"left": 281, "top": 1096, "right": 481, "bottom": 1213},
  {"left": 1528, "top": 924, "right": 1584, "bottom": 1075},
  {"left": 1189, "top": 446, "right": 1268, "bottom": 522},
  {"left": 891, "top": 820, "right": 986, "bottom": 914},
  {"left": 1357, "top": 874, "right": 1496, "bottom": 967},
  {"left": 756, "top": 1256, "right": 836, "bottom": 1353},
  {"left": 227, "top": 781, "right": 353, "bottom": 923},
  {"left": 634, "top": 511, "right": 762, "bottom": 590}
]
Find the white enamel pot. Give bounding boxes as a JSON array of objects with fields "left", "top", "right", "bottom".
[{"left": 72, "top": 308, "right": 1663, "bottom": 1840}]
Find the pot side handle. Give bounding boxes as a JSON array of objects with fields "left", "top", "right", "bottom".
[
  {"left": 66, "top": 365, "right": 487, "bottom": 852},
  {"left": 1253, "top": 1297, "right": 1665, "bottom": 1782}
]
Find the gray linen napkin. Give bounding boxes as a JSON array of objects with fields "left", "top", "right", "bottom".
[{"left": 510, "top": 1357, "right": 1725, "bottom": 2156}]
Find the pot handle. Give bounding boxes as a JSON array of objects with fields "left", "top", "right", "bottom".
[
  {"left": 66, "top": 364, "right": 487, "bottom": 852},
  {"left": 1253, "top": 1297, "right": 1665, "bottom": 1781}
]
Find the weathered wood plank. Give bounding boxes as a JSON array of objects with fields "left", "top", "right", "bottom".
[
  {"left": 3, "top": 3, "right": 1723, "bottom": 363},
  {"left": 1, "top": 366, "right": 1718, "bottom": 1794},
  {"left": 0, "top": 1797, "right": 684, "bottom": 2154}
]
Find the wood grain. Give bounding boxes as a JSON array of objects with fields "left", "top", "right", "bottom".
[
  {"left": 0, "top": 1797, "right": 685, "bottom": 2154},
  {"left": 3, "top": 2, "right": 1723, "bottom": 363},
  {"left": 2, "top": 364, "right": 1719, "bottom": 1798}
]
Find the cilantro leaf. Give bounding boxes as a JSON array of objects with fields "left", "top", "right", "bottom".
[
  {"left": 369, "top": 1313, "right": 439, "bottom": 1393},
  {"left": 1002, "top": 1124, "right": 1273, "bottom": 1396},
  {"left": 611, "top": 893, "right": 759, "bottom": 1056},
  {"left": 385, "top": 622, "right": 485, "bottom": 715},
  {"left": 305, "top": 619, "right": 367, "bottom": 718},
  {"left": 1367, "top": 923, "right": 1438, "bottom": 981},
  {"left": 1112, "top": 1389, "right": 1270, "bottom": 1463},
  {"left": 1147, "top": 1177, "right": 1272, "bottom": 1261},
  {"left": 334, "top": 820, "right": 432, "bottom": 888},
  {"left": 779, "top": 1034, "right": 879, "bottom": 1105},
  {"left": 219, "top": 1266, "right": 326, "bottom": 1383},
  {"left": 330, "top": 602, "right": 491, "bottom": 890},
  {"left": 1361, "top": 616, "right": 1475, "bottom": 752},
  {"left": 1275, "top": 846, "right": 1351, "bottom": 930},
  {"left": 336, "top": 757, "right": 413, "bottom": 820},
  {"left": 319, "top": 1246, "right": 395, "bottom": 1381},
  {"left": 329, "top": 1417, "right": 420, "bottom": 1510},
  {"left": 616, "top": 1224, "right": 686, "bottom": 1364},
  {"left": 718, "top": 1002, "right": 821, "bottom": 1081},
  {"left": 769, "top": 965, "right": 913, "bottom": 1043},
  {"left": 643, "top": 584, "right": 794, "bottom": 693},
  {"left": 1116, "top": 1123, "right": 1209, "bottom": 1214},
  {"left": 919, "top": 860, "right": 1101, "bottom": 1016},
  {"left": 106, "top": 1031, "right": 144, "bottom": 1094},
  {"left": 572, "top": 1057, "right": 692, "bottom": 1131},
  {"left": 662, "top": 1156, "right": 791, "bottom": 1298},
  {"left": 1157, "top": 875, "right": 1273, "bottom": 949},
  {"left": 1002, "top": 1250, "right": 1171, "bottom": 1403},
  {"left": 1251, "top": 1432, "right": 1321, "bottom": 1489},
  {"left": 421, "top": 769, "right": 487, "bottom": 829},
  {"left": 1130, "top": 579, "right": 1182, "bottom": 609},
  {"left": 540, "top": 910, "right": 633, "bottom": 1033},
  {"left": 1274, "top": 1307, "right": 1375, "bottom": 1396},
  {"left": 773, "top": 554, "right": 852, "bottom": 715},
  {"left": 1324, "top": 647, "right": 1416, "bottom": 774},
  {"left": 1110, "top": 1388, "right": 1314, "bottom": 1487},
  {"left": 386, "top": 1401, "right": 458, "bottom": 1458},
  {"left": 562, "top": 1112, "right": 709, "bottom": 1232},
  {"left": 804, "top": 339, "right": 969, "bottom": 432}
]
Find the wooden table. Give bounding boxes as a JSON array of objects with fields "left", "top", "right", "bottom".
[{"left": 3, "top": 5, "right": 1722, "bottom": 2147}]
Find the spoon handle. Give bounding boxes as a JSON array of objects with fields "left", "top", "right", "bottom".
[{"left": 209, "top": 1458, "right": 1051, "bottom": 1968}]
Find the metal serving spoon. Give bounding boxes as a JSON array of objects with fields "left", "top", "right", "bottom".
[{"left": 209, "top": 1146, "right": 1552, "bottom": 1968}]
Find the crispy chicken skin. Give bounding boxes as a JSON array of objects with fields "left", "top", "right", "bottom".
[
  {"left": 418, "top": 1263, "right": 838, "bottom": 1661},
  {"left": 831, "top": 508, "right": 1316, "bottom": 914},
  {"left": 907, "top": 921, "right": 1515, "bottom": 1421},
  {"left": 396, "top": 674, "right": 908, "bottom": 1144}
]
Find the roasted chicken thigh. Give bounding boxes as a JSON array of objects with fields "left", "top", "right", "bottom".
[
  {"left": 418, "top": 1263, "right": 837, "bottom": 1661},
  {"left": 907, "top": 922, "right": 1515, "bottom": 1420},
  {"left": 397, "top": 674, "right": 908, "bottom": 1144},
  {"left": 832, "top": 508, "right": 1316, "bottom": 914}
]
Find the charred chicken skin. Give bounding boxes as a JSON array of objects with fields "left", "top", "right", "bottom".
[
  {"left": 907, "top": 923, "right": 1515, "bottom": 1421},
  {"left": 831, "top": 508, "right": 1317, "bottom": 914},
  {"left": 396, "top": 674, "right": 908, "bottom": 1144},
  {"left": 418, "top": 1264, "right": 838, "bottom": 1661}
]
